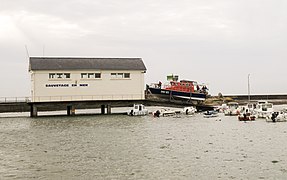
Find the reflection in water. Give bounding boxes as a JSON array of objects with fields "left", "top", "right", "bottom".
[{"left": 1, "top": 112, "right": 287, "bottom": 179}]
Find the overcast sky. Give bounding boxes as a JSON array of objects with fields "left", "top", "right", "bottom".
[{"left": 0, "top": 0, "right": 287, "bottom": 97}]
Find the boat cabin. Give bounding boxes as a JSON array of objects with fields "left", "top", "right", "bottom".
[
  {"left": 254, "top": 101, "right": 274, "bottom": 118},
  {"left": 165, "top": 81, "right": 195, "bottom": 93},
  {"left": 128, "top": 104, "right": 148, "bottom": 116},
  {"left": 227, "top": 102, "right": 239, "bottom": 109},
  {"left": 255, "top": 101, "right": 273, "bottom": 111},
  {"left": 257, "top": 103, "right": 273, "bottom": 111},
  {"left": 224, "top": 102, "right": 240, "bottom": 116},
  {"left": 164, "top": 80, "right": 207, "bottom": 93}
]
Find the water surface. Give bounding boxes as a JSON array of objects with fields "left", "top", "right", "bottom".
[{"left": 1, "top": 108, "right": 287, "bottom": 179}]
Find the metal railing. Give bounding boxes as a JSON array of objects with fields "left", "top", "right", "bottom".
[
  {"left": 0, "top": 94, "right": 145, "bottom": 103},
  {"left": 0, "top": 97, "right": 31, "bottom": 103}
]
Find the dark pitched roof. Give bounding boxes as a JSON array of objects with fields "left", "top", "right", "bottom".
[{"left": 29, "top": 57, "right": 147, "bottom": 71}]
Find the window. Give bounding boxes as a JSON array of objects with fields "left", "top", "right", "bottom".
[
  {"left": 117, "top": 73, "right": 123, "bottom": 78},
  {"left": 49, "top": 73, "right": 55, "bottom": 79},
  {"left": 95, "top": 73, "right": 101, "bottom": 78},
  {"left": 81, "top": 73, "right": 87, "bottom": 79},
  {"left": 64, "top": 73, "right": 70, "bottom": 78},
  {"left": 111, "top": 73, "right": 117, "bottom": 78},
  {"left": 49, "top": 73, "right": 70, "bottom": 79},
  {"left": 111, "top": 73, "right": 131, "bottom": 79},
  {"left": 88, "top": 73, "right": 94, "bottom": 78},
  {"left": 81, "top": 73, "right": 101, "bottom": 79},
  {"left": 124, "top": 73, "right": 130, "bottom": 78},
  {"left": 57, "top": 73, "right": 63, "bottom": 78}
]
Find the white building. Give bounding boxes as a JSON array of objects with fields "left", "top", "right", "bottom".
[{"left": 29, "top": 57, "right": 147, "bottom": 102}]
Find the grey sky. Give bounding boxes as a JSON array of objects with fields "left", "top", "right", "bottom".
[{"left": 0, "top": 0, "right": 287, "bottom": 96}]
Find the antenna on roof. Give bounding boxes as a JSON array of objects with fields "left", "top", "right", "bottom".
[{"left": 25, "top": 45, "right": 30, "bottom": 59}]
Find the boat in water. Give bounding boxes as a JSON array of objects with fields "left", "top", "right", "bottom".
[
  {"left": 266, "top": 111, "right": 287, "bottom": 122},
  {"left": 203, "top": 110, "right": 219, "bottom": 118},
  {"left": 254, "top": 101, "right": 274, "bottom": 118},
  {"left": 147, "top": 74, "right": 208, "bottom": 101},
  {"left": 215, "top": 103, "right": 228, "bottom": 113},
  {"left": 224, "top": 102, "right": 241, "bottom": 116},
  {"left": 238, "top": 114, "right": 256, "bottom": 121},
  {"left": 182, "top": 106, "right": 197, "bottom": 115},
  {"left": 241, "top": 103, "right": 256, "bottom": 115},
  {"left": 128, "top": 104, "right": 148, "bottom": 116},
  {"left": 153, "top": 108, "right": 176, "bottom": 117}
]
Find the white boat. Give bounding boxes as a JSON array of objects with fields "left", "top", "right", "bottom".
[
  {"left": 153, "top": 108, "right": 176, "bottom": 117},
  {"left": 203, "top": 110, "right": 219, "bottom": 118},
  {"left": 240, "top": 103, "right": 256, "bottom": 115},
  {"left": 238, "top": 114, "right": 256, "bottom": 121},
  {"left": 266, "top": 111, "right": 287, "bottom": 122},
  {"left": 127, "top": 104, "right": 148, "bottom": 116},
  {"left": 215, "top": 103, "right": 228, "bottom": 113},
  {"left": 282, "top": 107, "right": 287, "bottom": 113},
  {"left": 254, "top": 101, "right": 274, "bottom": 118},
  {"left": 224, "top": 102, "right": 241, "bottom": 116},
  {"left": 182, "top": 106, "right": 197, "bottom": 115}
]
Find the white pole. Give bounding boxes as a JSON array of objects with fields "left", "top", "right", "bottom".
[{"left": 248, "top": 74, "right": 250, "bottom": 102}]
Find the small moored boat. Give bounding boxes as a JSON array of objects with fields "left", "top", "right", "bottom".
[
  {"left": 182, "top": 106, "right": 197, "bottom": 115},
  {"left": 153, "top": 109, "right": 176, "bottom": 117},
  {"left": 128, "top": 104, "right": 148, "bottom": 116},
  {"left": 203, "top": 110, "right": 218, "bottom": 118},
  {"left": 254, "top": 101, "right": 274, "bottom": 118},
  {"left": 238, "top": 114, "right": 256, "bottom": 121},
  {"left": 224, "top": 102, "right": 241, "bottom": 116},
  {"left": 266, "top": 111, "right": 287, "bottom": 122}
]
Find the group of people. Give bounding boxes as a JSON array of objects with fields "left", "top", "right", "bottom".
[
  {"left": 196, "top": 85, "right": 208, "bottom": 93},
  {"left": 157, "top": 81, "right": 208, "bottom": 93}
]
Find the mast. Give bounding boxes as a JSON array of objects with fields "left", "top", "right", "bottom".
[{"left": 248, "top": 74, "right": 250, "bottom": 102}]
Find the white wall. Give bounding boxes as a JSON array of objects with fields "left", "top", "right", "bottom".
[{"left": 31, "top": 70, "right": 145, "bottom": 102}]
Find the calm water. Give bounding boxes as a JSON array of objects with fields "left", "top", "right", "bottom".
[{"left": 1, "top": 106, "right": 287, "bottom": 179}]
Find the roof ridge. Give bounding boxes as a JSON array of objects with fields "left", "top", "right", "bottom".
[{"left": 29, "top": 57, "right": 147, "bottom": 71}]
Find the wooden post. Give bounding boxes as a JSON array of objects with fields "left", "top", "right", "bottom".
[
  {"left": 30, "top": 104, "right": 38, "bottom": 117},
  {"left": 71, "top": 106, "right": 76, "bottom": 115},
  {"left": 67, "top": 105, "right": 76, "bottom": 116},
  {"left": 107, "top": 105, "right": 111, "bottom": 115},
  {"left": 101, "top": 105, "right": 105, "bottom": 114},
  {"left": 67, "top": 106, "right": 71, "bottom": 116}
]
